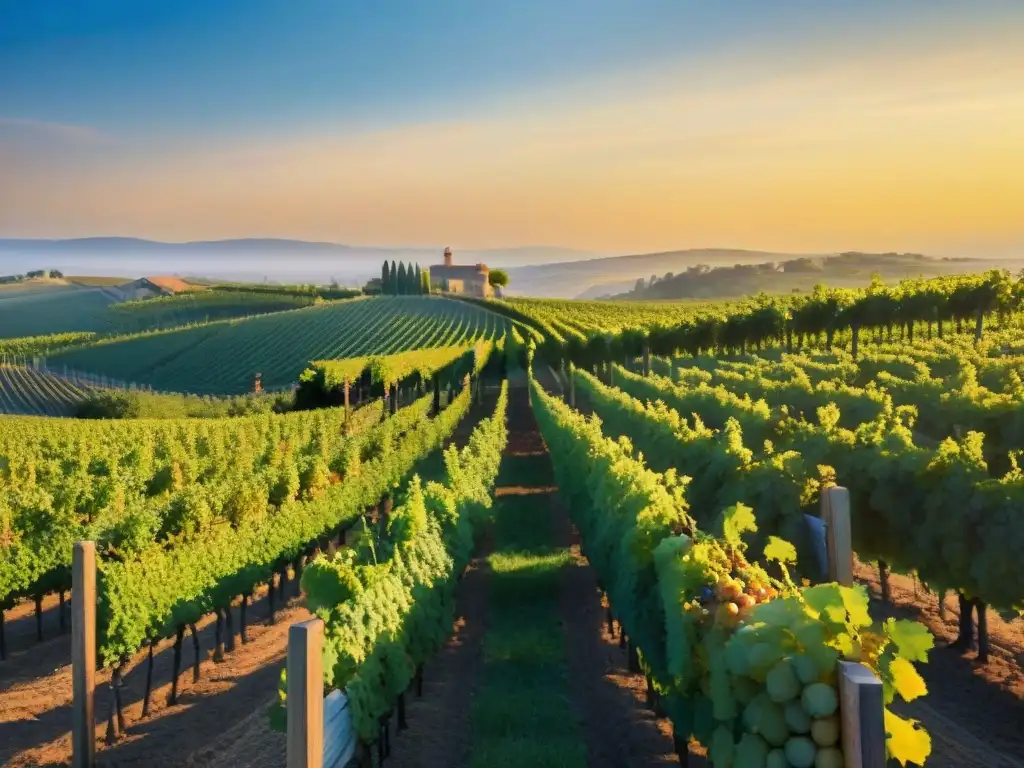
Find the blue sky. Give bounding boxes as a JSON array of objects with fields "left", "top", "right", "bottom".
[{"left": 2, "top": 2, "right": 1023, "bottom": 255}]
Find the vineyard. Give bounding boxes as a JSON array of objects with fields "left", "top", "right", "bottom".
[
  {"left": 48, "top": 296, "right": 512, "bottom": 395},
  {"left": 0, "top": 364, "right": 93, "bottom": 415},
  {"left": 2, "top": 279, "right": 1024, "bottom": 768},
  {"left": 0, "top": 285, "right": 120, "bottom": 339}
]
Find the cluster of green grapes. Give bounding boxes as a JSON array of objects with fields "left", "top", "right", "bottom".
[
  {"left": 673, "top": 541, "right": 849, "bottom": 766},
  {"left": 724, "top": 613, "right": 846, "bottom": 768},
  {"left": 661, "top": 514, "right": 930, "bottom": 767}
]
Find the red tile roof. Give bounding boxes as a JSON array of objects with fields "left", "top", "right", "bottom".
[{"left": 144, "top": 276, "right": 192, "bottom": 294}]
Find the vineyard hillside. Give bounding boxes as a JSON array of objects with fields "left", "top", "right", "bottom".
[
  {"left": 0, "top": 364, "right": 92, "bottom": 415},
  {"left": 0, "top": 285, "right": 120, "bottom": 339},
  {"left": 49, "top": 296, "right": 512, "bottom": 395}
]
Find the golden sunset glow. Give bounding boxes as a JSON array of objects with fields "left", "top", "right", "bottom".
[{"left": 3, "top": 19, "right": 1023, "bottom": 257}]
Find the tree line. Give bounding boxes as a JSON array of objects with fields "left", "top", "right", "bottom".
[{"left": 380, "top": 260, "right": 430, "bottom": 295}]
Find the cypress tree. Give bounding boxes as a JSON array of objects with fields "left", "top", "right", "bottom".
[
  {"left": 397, "top": 262, "right": 408, "bottom": 295},
  {"left": 421, "top": 268, "right": 430, "bottom": 294},
  {"left": 390, "top": 260, "right": 399, "bottom": 295},
  {"left": 414, "top": 264, "right": 422, "bottom": 294},
  {"left": 382, "top": 261, "right": 391, "bottom": 295}
]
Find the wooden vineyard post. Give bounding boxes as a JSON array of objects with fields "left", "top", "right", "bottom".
[
  {"left": 72, "top": 541, "right": 96, "bottom": 768},
  {"left": 389, "top": 382, "right": 398, "bottom": 415},
  {"left": 820, "top": 486, "right": 853, "bottom": 586},
  {"left": 642, "top": 341, "right": 651, "bottom": 377},
  {"left": 288, "top": 619, "right": 324, "bottom": 768},
  {"left": 837, "top": 661, "right": 886, "bottom": 768},
  {"left": 568, "top": 365, "right": 576, "bottom": 408},
  {"left": 432, "top": 374, "right": 441, "bottom": 415}
]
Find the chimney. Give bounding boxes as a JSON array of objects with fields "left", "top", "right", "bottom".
[{"left": 444, "top": 247, "right": 453, "bottom": 267}]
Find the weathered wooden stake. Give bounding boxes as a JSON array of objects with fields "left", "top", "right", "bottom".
[
  {"left": 168, "top": 625, "right": 184, "bottom": 705},
  {"left": 241, "top": 593, "right": 250, "bottom": 644},
  {"left": 190, "top": 622, "right": 201, "bottom": 682},
  {"left": 287, "top": 619, "right": 324, "bottom": 768},
  {"left": 113, "top": 660, "right": 127, "bottom": 734},
  {"left": 142, "top": 643, "right": 155, "bottom": 717},
  {"left": 35, "top": 593, "right": 43, "bottom": 641},
  {"left": 269, "top": 574, "right": 277, "bottom": 623},
  {"left": 225, "top": 603, "right": 236, "bottom": 653},
  {"left": 60, "top": 590, "right": 67, "bottom": 633},
  {"left": 837, "top": 661, "right": 886, "bottom": 768},
  {"left": 642, "top": 342, "right": 651, "bottom": 377},
  {"left": 878, "top": 560, "right": 891, "bottom": 603},
  {"left": 214, "top": 609, "right": 225, "bottom": 662},
  {"left": 976, "top": 599, "right": 990, "bottom": 663},
  {"left": 72, "top": 542, "right": 97, "bottom": 768},
  {"left": 821, "top": 486, "right": 853, "bottom": 586}
]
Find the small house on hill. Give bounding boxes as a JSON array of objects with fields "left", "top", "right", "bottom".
[
  {"left": 122, "top": 276, "right": 192, "bottom": 300},
  {"left": 429, "top": 247, "right": 492, "bottom": 298}
]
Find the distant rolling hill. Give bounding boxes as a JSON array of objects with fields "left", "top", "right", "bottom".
[
  {"left": 504, "top": 249, "right": 824, "bottom": 298},
  {"left": 0, "top": 238, "right": 603, "bottom": 286}
]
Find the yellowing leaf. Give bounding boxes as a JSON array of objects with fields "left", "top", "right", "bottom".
[
  {"left": 802, "top": 584, "right": 847, "bottom": 624},
  {"left": 889, "top": 656, "right": 928, "bottom": 703},
  {"left": 885, "top": 618, "right": 934, "bottom": 663},
  {"left": 885, "top": 710, "right": 932, "bottom": 767},
  {"left": 721, "top": 503, "right": 757, "bottom": 547},
  {"left": 763, "top": 535, "right": 797, "bottom": 565},
  {"left": 839, "top": 584, "right": 873, "bottom": 628}
]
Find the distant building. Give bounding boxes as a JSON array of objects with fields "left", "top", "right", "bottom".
[
  {"left": 122, "top": 276, "right": 193, "bottom": 300},
  {"left": 429, "top": 247, "right": 492, "bottom": 298}
]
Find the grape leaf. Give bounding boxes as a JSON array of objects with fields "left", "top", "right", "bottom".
[
  {"left": 839, "top": 584, "right": 872, "bottom": 627},
  {"left": 885, "top": 618, "right": 933, "bottom": 663},
  {"left": 885, "top": 710, "right": 932, "bottom": 766},
  {"left": 721, "top": 503, "right": 757, "bottom": 547},
  {"left": 888, "top": 657, "right": 928, "bottom": 703},
  {"left": 763, "top": 536, "right": 797, "bottom": 565},
  {"left": 801, "top": 583, "right": 847, "bottom": 624}
]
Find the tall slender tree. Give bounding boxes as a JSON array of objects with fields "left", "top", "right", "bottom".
[
  {"left": 390, "top": 260, "right": 399, "bottom": 295},
  {"left": 421, "top": 268, "right": 431, "bottom": 294},
  {"left": 413, "top": 264, "right": 422, "bottom": 295},
  {"left": 397, "top": 262, "right": 408, "bottom": 295},
  {"left": 382, "top": 260, "right": 391, "bottom": 295}
]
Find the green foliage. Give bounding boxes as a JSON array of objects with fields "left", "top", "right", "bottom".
[
  {"left": 50, "top": 296, "right": 510, "bottom": 395},
  {"left": 75, "top": 391, "right": 144, "bottom": 419},
  {"left": 272, "top": 381, "right": 510, "bottom": 741},
  {"left": 530, "top": 368, "right": 934, "bottom": 766}
]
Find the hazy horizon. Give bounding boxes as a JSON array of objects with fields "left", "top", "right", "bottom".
[{"left": 3, "top": 2, "right": 1023, "bottom": 259}]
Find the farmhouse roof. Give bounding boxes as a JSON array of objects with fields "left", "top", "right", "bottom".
[{"left": 143, "top": 276, "right": 192, "bottom": 294}]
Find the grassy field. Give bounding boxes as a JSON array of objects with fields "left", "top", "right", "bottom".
[{"left": 51, "top": 296, "right": 511, "bottom": 394}]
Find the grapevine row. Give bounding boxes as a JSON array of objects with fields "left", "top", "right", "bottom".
[
  {"left": 530, "top": 368, "right": 933, "bottom": 767},
  {"left": 275, "top": 380, "right": 510, "bottom": 748}
]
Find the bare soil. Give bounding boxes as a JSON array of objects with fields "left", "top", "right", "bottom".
[
  {"left": 1, "top": 578, "right": 304, "bottom": 768},
  {"left": 855, "top": 559, "right": 1024, "bottom": 768}
]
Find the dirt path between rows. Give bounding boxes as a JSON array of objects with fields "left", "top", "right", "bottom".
[
  {"left": 530, "top": 368, "right": 685, "bottom": 766},
  {"left": 855, "top": 560, "right": 1024, "bottom": 768}
]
